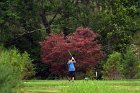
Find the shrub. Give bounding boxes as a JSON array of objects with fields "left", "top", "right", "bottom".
[
  {"left": 103, "top": 52, "right": 124, "bottom": 79},
  {"left": 0, "top": 46, "right": 34, "bottom": 93},
  {"left": 21, "top": 52, "right": 35, "bottom": 80},
  {"left": 123, "top": 45, "right": 139, "bottom": 79},
  {"left": 0, "top": 61, "right": 20, "bottom": 93},
  {"left": 40, "top": 27, "right": 104, "bottom": 77}
]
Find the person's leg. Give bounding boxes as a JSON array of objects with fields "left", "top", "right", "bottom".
[
  {"left": 68, "top": 71, "right": 72, "bottom": 81},
  {"left": 68, "top": 76, "right": 71, "bottom": 81},
  {"left": 72, "top": 77, "right": 74, "bottom": 80},
  {"left": 71, "top": 71, "right": 75, "bottom": 81}
]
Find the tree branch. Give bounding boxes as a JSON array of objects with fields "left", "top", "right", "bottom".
[
  {"left": 5, "top": 28, "right": 46, "bottom": 45},
  {"left": 49, "top": 12, "right": 58, "bottom": 25}
]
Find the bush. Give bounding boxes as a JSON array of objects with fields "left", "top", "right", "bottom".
[
  {"left": 123, "top": 45, "right": 139, "bottom": 79},
  {"left": 103, "top": 52, "right": 124, "bottom": 79},
  {"left": 0, "top": 61, "right": 20, "bottom": 93},
  {"left": 0, "top": 46, "right": 34, "bottom": 93},
  {"left": 21, "top": 52, "right": 35, "bottom": 80},
  {"left": 0, "top": 47, "right": 35, "bottom": 79}
]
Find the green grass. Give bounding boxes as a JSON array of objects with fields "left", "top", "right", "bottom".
[{"left": 23, "top": 80, "right": 140, "bottom": 93}]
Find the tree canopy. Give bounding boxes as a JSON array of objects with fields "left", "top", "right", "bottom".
[
  {"left": 40, "top": 27, "right": 103, "bottom": 76},
  {"left": 0, "top": 0, "right": 139, "bottom": 79}
]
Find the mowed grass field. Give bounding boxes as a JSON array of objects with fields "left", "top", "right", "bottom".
[{"left": 23, "top": 80, "right": 140, "bottom": 93}]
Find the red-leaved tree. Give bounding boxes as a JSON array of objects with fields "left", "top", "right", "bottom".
[{"left": 40, "top": 27, "right": 104, "bottom": 77}]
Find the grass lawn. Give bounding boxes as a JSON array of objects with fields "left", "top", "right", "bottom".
[{"left": 23, "top": 80, "right": 140, "bottom": 93}]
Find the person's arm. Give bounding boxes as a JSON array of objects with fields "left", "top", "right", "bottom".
[
  {"left": 67, "top": 61, "right": 70, "bottom": 64},
  {"left": 72, "top": 57, "right": 76, "bottom": 63}
]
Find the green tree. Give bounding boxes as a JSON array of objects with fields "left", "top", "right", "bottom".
[
  {"left": 0, "top": 0, "right": 140, "bottom": 79},
  {"left": 92, "top": 12, "right": 136, "bottom": 54}
]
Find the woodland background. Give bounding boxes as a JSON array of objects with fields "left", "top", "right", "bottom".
[{"left": 0, "top": 0, "right": 140, "bottom": 82}]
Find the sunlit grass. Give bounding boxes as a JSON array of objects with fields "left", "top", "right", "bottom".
[
  {"left": 23, "top": 80, "right": 140, "bottom": 93},
  {"left": 61, "top": 80, "right": 140, "bottom": 93}
]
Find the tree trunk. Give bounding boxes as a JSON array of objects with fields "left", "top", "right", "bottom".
[{"left": 40, "top": 10, "right": 51, "bottom": 35}]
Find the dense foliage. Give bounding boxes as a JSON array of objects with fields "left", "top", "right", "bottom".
[
  {"left": 103, "top": 45, "right": 140, "bottom": 79},
  {"left": 40, "top": 27, "right": 103, "bottom": 77},
  {"left": 0, "top": 46, "right": 34, "bottom": 92},
  {"left": 123, "top": 45, "right": 139, "bottom": 79},
  {"left": 0, "top": 61, "right": 20, "bottom": 93},
  {"left": 0, "top": 0, "right": 139, "bottom": 79},
  {"left": 103, "top": 52, "right": 124, "bottom": 79}
]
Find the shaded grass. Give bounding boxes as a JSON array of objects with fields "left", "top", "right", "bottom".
[
  {"left": 23, "top": 80, "right": 68, "bottom": 93},
  {"left": 23, "top": 80, "right": 140, "bottom": 93}
]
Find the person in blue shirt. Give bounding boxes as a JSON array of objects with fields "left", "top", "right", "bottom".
[{"left": 67, "top": 57, "right": 76, "bottom": 81}]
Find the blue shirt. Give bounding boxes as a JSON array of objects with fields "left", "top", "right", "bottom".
[{"left": 67, "top": 61, "right": 75, "bottom": 71}]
